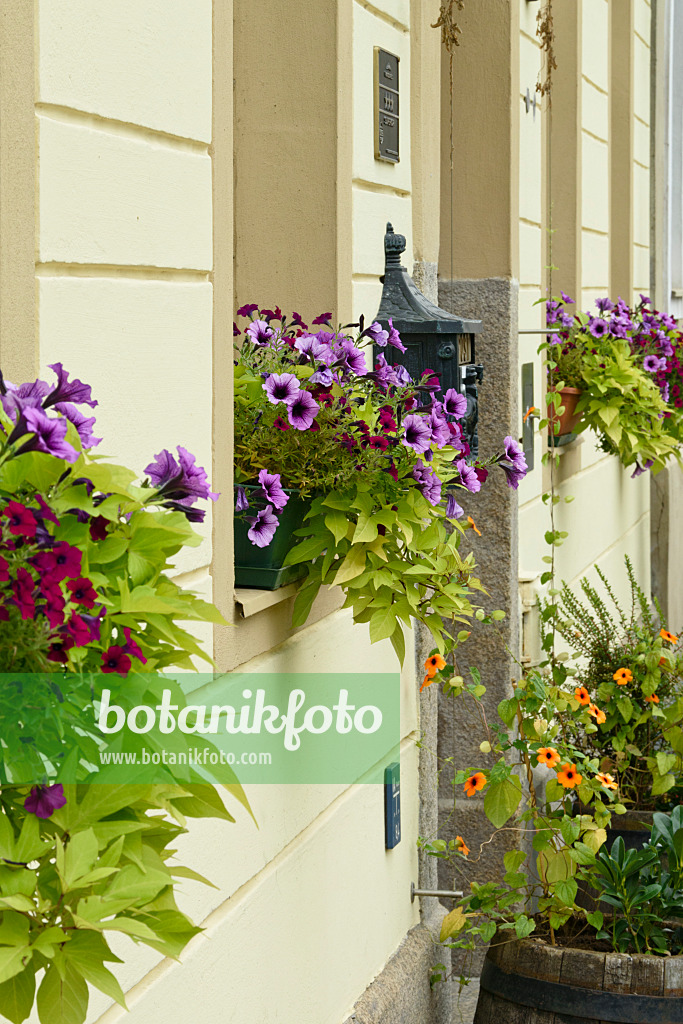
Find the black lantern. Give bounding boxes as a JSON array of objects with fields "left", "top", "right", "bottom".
[{"left": 374, "top": 223, "right": 484, "bottom": 455}]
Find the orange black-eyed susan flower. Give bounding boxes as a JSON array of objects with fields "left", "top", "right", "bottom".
[
  {"left": 587, "top": 703, "right": 606, "bottom": 724},
  {"left": 575, "top": 686, "right": 590, "bottom": 705},
  {"left": 660, "top": 629, "right": 679, "bottom": 644},
  {"left": 467, "top": 516, "right": 482, "bottom": 536},
  {"left": 612, "top": 668, "right": 633, "bottom": 685},
  {"left": 454, "top": 836, "right": 470, "bottom": 857},
  {"left": 536, "top": 747, "right": 560, "bottom": 769},
  {"left": 424, "top": 654, "right": 446, "bottom": 677},
  {"left": 645, "top": 693, "right": 660, "bottom": 703},
  {"left": 464, "top": 772, "right": 487, "bottom": 797},
  {"left": 556, "top": 763, "right": 583, "bottom": 789},
  {"left": 419, "top": 675, "right": 434, "bottom": 693},
  {"left": 596, "top": 772, "right": 618, "bottom": 791}
]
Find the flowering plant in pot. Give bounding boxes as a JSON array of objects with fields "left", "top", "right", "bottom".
[
  {"left": 233, "top": 306, "right": 529, "bottom": 662},
  {"left": 552, "top": 555, "right": 683, "bottom": 816},
  {"left": 0, "top": 363, "right": 246, "bottom": 1024},
  {"left": 542, "top": 293, "right": 682, "bottom": 472}
]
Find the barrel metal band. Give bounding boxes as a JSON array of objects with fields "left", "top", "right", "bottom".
[{"left": 480, "top": 959, "right": 683, "bottom": 1024}]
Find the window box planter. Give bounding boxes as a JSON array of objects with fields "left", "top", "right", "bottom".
[{"left": 234, "top": 489, "right": 311, "bottom": 590}]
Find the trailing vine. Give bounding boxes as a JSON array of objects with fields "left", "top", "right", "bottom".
[{"left": 536, "top": 0, "right": 557, "bottom": 102}]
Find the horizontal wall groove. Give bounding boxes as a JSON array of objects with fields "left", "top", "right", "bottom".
[
  {"left": 581, "top": 75, "right": 608, "bottom": 97},
  {"left": 581, "top": 127, "right": 608, "bottom": 145},
  {"left": 519, "top": 216, "right": 542, "bottom": 229},
  {"left": 634, "top": 112, "right": 650, "bottom": 128},
  {"left": 581, "top": 226, "right": 609, "bottom": 237},
  {"left": 634, "top": 157, "right": 649, "bottom": 170},
  {"left": 35, "top": 103, "right": 210, "bottom": 154},
  {"left": 352, "top": 177, "right": 411, "bottom": 198},
  {"left": 634, "top": 30, "right": 651, "bottom": 48},
  {"left": 519, "top": 28, "right": 541, "bottom": 47},
  {"left": 36, "top": 263, "right": 210, "bottom": 282},
  {"left": 352, "top": 0, "right": 409, "bottom": 33}
]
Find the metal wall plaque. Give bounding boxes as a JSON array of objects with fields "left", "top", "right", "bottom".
[{"left": 374, "top": 47, "right": 400, "bottom": 163}]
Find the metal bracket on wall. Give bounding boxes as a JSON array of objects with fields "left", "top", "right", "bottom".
[{"left": 410, "top": 883, "right": 463, "bottom": 903}]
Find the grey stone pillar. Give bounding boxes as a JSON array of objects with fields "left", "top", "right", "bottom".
[{"left": 436, "top": 277, "right": 521, "bottom": 972}]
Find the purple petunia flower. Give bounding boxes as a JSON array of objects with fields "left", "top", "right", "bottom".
[
  {"left": 387, "top": 317, "right": 406, "bottom": 353},
  {"left": 24, "top": 783, "right": 67, "bottom": 819},
  {"left": 445, "top": 493, "right": 464, "bottom": 519},
  {"left": 235, "top": 486, "right": 249, "bottom": 512},
  {"left": 287, "top": 390, "right": 320, "bottom": 430},
  {"left": 14, "top": 407, "right": 80, "bottom": 462},
  {"left": 497, "top": 436, "right": 529, "bottom": 489},
  {"left": 402, "top": 414, "right": 433, "bottom": 454},
  {"left": 412, "top": 462, "right": 442, "bottom": 506},
  {"left": 372, "top": 354, "right": 399, "bottom": 389},
  {"left": 631, "top": 458, "right": 654, "bottom": 478},
  {"left": 247, "top": 505, "right": 279, "bottom": 547},
  {"left": 312, "top": 312, "right": 333, "bottom": 326},
  {"left": 588, "top": 318, "right": 610, "bottom": 339},
  {"left": 54, "top": 402, "right": 102, "bottom": 449},
  {"left": 294, "top": 335, "right": 328, "bottom": 361},
  {"left": 44, "top": 363, "right": 97, "bottom": 409},
  {"left": 257, "top": 469, "right": 289, "bottom": 511},
  {"left": 145, "top": 446, "right": 219, "bottom": 513},
  {"left": 455, "top": 459, "right": 481, "bottom": 494},
  {"left": 394, "top": 364, "right": 412, "bottom": 387},
  {"left": 365, "top": 321, "right": 389, "bottom": 348},
  {"left": 596, "top": 297, "right": 614, "bottom": 314},
  {"left": 427, "top": 408, "right": 451, "bottom": 449},
  {"left": 334, "top": 338, "right": 368, "bottom": 377},
  {"left": 639, "top": 294, "right": 652, "bottom": 307},
  {"left": 309, "top": 368, "right": 335, "bottom": 386},
  {"left": 263, "top": 373, "right": 301, "bottom": 405},
  {"left": 246, "top": 319, "right": 275, "bottom": 345},
  {"left": 236, "top": 303, "right": 259, "bottom": 317},
  {"left": 643, "top": 354, "right": 667, "bottom": 373},
  {"left": 560, "top": 292, "right": 574, "bottom": 305},
  {"left": 443, "top": 388, "right": 467, "bottom": 419}
]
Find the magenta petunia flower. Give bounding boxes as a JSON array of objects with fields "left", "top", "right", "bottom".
[
  {"left": 401, "top": 414, "right": 432, "bottom": 454},
  {"left": 257, "top": 469, "right": 289, "bottom": 511},
  {"left": 24, "top": 784, "right": 67, "bottom": 819},
  {"left": 236, "top": 303, "right": 259, "bottom": 317},
  {"left": 122, "top": 627, "right": 147, "bottom": 664},
  {"left": 66, "top": 576, "right": 99, "bottom": 609},
  {"left": 101, "top": 645, "right": 132, "bottom": 676},
  {"left": 263, "top": 373, "right": 301, "bottom": 405},
  {"left": 12, "top": 567, "right": 36, "bottom": 620},
  {"left": 0, "top": 556, "right": 8, "bottom": 583},
  {"left": 246, "top": 505, "right": 279, "bottom": 547},
  {"left": 2, "top": 501, "right": 38, "bottom": 538},
  {"left": 312, "top": 312, "right": 333, "bottom": 326},
  {"left": 286, "top": 390, "right": 320, "bottom": 430},
  {"left": 273, "top": 416, "right": 290, "bottom": 431}
]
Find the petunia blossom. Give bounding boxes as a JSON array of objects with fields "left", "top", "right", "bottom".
[
  {"left": 412, "top": 462, "right": 442, "bottom": 506},
  {"left": 263, "top": 373, "right": 301, "bottom": 405},
  {"left": 257, "top": 469, "right": 289, "bottom": 511},
  {"left": 286, "top": 390, "right": 320, "bottom": 430},
  {"left": 24, "top": 784, "right": 67, "bottom": 819},
  {"left": 246, "top": 505, "right": 279, "bottom": 547},
  {"left": 455, "top": 459, "right": 481, "bottom": 494},
  {"left": 443, "top": 388, "right": 467, "bottom": 419},
  {"left": 44, "top": 363, "right": 97, "bottom": 409},
  {"left": 401, "top": 414, "right": 432, "bottom": 454},
  {"left": 445, "top": 493, "right": 464, "bottom": 519},
  {"left": 246, "top": 319, "right": 275, "bottom": 345}
]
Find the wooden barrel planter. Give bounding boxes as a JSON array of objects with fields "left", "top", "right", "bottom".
[{"left": 474, "top": 936, "right": 683, "bottom": 1023}]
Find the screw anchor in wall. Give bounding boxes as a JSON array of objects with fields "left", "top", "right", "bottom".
[{"left": 410, "top": 882, "right": 464, "bottom": 903}]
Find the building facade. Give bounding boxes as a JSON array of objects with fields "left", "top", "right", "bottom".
[{"left": 0, "top": 1, "right": 679, "bottom": 1022}]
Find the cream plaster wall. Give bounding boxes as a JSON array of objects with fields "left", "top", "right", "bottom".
[
  {"left": 517, "top": 0, "right": 652, "bottom": 643},
  {"left": 35, "top": 0, "right": 215, "bottom": 621},
  {"left": 352, "top": 0, "right": 412, "bottom": 323}
]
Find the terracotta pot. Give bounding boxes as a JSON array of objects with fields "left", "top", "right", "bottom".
[
  {"left": 475, "top": 934, "right": 683, "bottom": 1023},
  {"left": 548, "top": 386, "right": 583, "bottom": 438}
]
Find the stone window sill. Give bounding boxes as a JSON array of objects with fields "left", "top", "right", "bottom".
[{"left": 234, "top": 583, "right": 300, "bottom": 618}]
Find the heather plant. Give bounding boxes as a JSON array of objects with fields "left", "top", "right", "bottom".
[
  {"left": 0, "top": 362, "right": 246, "bottom": 1024},
  {"left": 233, "top": 306, "right": 529, "bottom": 664}
]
